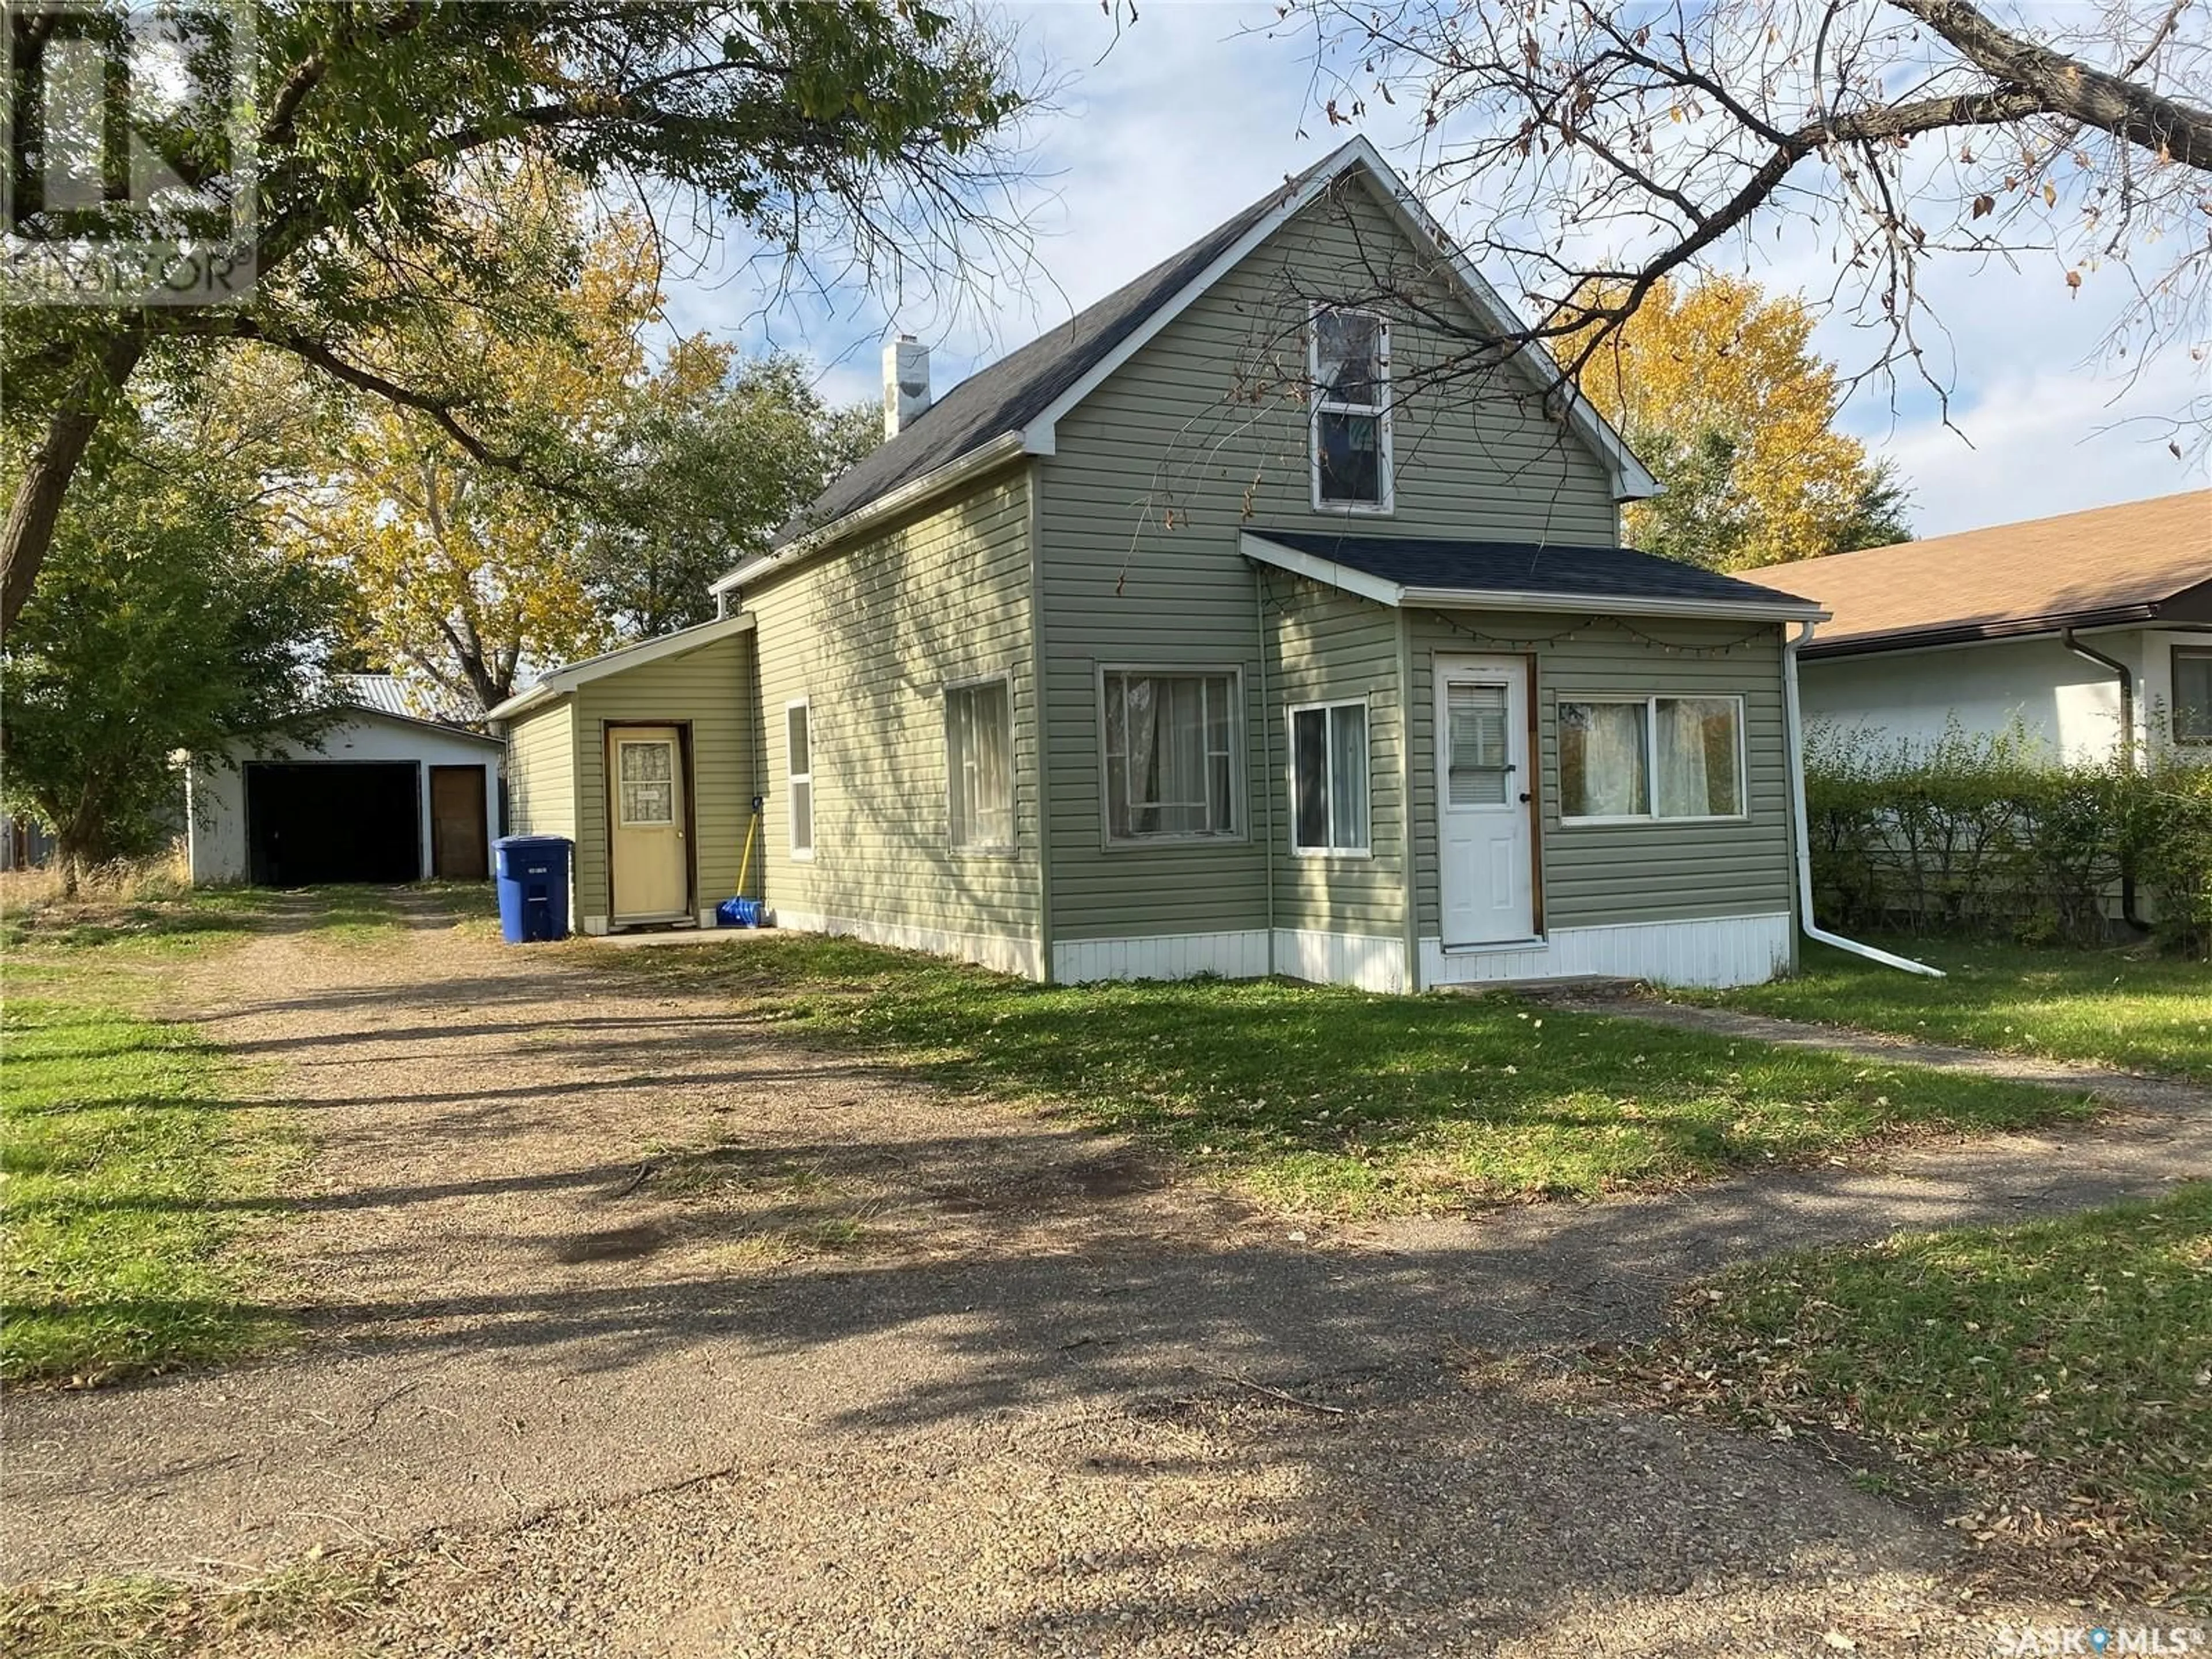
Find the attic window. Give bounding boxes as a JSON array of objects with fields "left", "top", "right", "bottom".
[{"left": 1310, "top": 307, "right": 1392, "bottom": 513}]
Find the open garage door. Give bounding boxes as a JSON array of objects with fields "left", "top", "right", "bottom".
[{"left": 246, "top": 763, "right": 419, "bottom": 886}]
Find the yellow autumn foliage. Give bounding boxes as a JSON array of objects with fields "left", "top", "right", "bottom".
[
  {"left": 1571, "top": 276, "right": 1908, "bottom": 570},
  {"left": 291, "top": 173, "right": 737, "bottom": 711}
]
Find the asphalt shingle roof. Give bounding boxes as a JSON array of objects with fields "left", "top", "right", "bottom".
[
  {"left": 1252, "top": 532, "right": 1819, "bottom": 610},
  {"left": 1756, "top": 490, "right": 2212, "bottom": 653},
  {"left": 776, "top": 169, "right": 1321, "bottom": 546}
]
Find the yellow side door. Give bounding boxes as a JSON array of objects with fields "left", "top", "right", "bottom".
[{"left": 608, "top": 726, "right": 689, "bottom": 922}]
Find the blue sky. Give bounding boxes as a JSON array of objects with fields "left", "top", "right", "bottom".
[{"left": 661, "top": 1, "right": 2210, "bottom": 539}]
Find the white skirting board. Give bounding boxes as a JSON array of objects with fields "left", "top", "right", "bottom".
[
  {"left": 1268, "top": 928, "right": 1407, "bottom": 993},
  {"left": 1051, "top": 929, "right": 1404, "bottom": 991},
  {"left": 1420, "top": 912, "right": 1793, "bottom": 990},
  {"left": 1051, "top": 930, "right": 1271, "bottom": 984},
  {"left": 773, "top": 907, "right": 1046, "bottom": 981}
]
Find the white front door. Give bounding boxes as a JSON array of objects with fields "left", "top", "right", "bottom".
[
  {"left": 609, "top": 726, "right": 690, "bottom": 922},
  {"left": 1435, "top": 657, "right": 1535, "bottom": 945}
]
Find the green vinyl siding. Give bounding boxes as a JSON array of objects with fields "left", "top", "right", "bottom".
[
  {"left": 738, "top": 468, "right": 1042, "bottom": 959},
  {"left": 1261, "top": 570, "right": 1405, "bottom": 939},
  {"left": 567, "top": 631, "right": 756, "bottom": 927},
  {"left": 505, "top": 702, "right": 575, "bottom": 840},
  {"left": 1037, "top": 176, "right": 1622, "bottom": 945},
  {"left": 1405, "top": 613, "right": 1795, "bottom": 934}
]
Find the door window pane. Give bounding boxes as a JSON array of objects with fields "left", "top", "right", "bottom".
[
  {"left": 947, "top": 680, "right": 1014, "bottom": 850},
  {"left": 1559, "top": 702, "right": 1650, "bottom": 818},
  {"left": 1446, "top": 682, "right": 1511, "bottom": 806},
  {"left": 618, "top": 741, "right": 675, "bottom": 825},
  {"left": 1103, "top": 671, "right": 1238, "bottom": 840}
]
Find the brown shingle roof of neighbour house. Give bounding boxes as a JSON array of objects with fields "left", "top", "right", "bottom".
[{"left": 1748, "top": 490, "right": 2212, "bottom": 657}]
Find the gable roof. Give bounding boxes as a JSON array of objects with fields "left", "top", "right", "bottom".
[
  {"left": 484, "top": 613, "right": 756, "bottom": 724},
  {"left": 713, "top": 137, "right": 1657, "bottom": 596},
  {"left": 1766, "top": 490, "right": 2212, "bottom": 657},
  {"left": 1245, "top": 531, "right": 1823, "bottom": 622}
]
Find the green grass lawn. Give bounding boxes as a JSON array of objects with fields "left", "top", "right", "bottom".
[
  {"left": 1635, "top": 1185, "right": 2212, "bottom": 1603},
  {"left": 0, "top": 965, "right": 291, "bottom": 1385},
  {"left": 600, "top": 936, "right": 2094, "bottom": 1215},
  {"left": 0, "top": 884, "right": 284, "bottom": 957},
  {"left": 1675, "top": 937, "right": 2212, "bottom": 1082}
]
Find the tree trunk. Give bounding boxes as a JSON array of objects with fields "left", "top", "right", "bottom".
[{"left": 1, "top": 330, "right": 149, "bottom": 635}]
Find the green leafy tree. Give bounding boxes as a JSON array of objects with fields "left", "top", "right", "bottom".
[
  {"left": 587, "top": 351, "right": 879, "bottom": 637},
  {"left": 2, "top": 1, "right": 1029, "bottom": 630},
  {"left": 0, "top": 441, "right": 347, "bottom": 891}
]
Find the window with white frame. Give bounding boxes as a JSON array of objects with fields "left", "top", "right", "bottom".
[
  {"left": 946, "top": 677, "right": 1014, "bottom": 851},
  {"left": 1291, "top": 701, "right": 1369, "bottom": 853},
  {"left": 2175, "top": 646, "right": 2212, "bottom": 744},
  {"left": 1310, "top": 308, "right": 1391, "bottom": 510},
  {"left": 1101, "top": 669, "right": 1240, "bottom": 841},
  {"left": 786, "top": 700, "right": 814, "bottom": 857},
  {"left": 1559, "top": 696, "right": 1744, "bottom": 822}
]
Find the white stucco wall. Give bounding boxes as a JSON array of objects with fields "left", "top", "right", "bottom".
[
  {"left": 1799, "top": 631, "right": 2143, "bottom": 764},
  {"left": 186, "top": 713, "right": 503, "bottom": 884}
]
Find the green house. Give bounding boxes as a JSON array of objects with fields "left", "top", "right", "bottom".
[{"left": 491, "top": 138, "right": 1828, "bottom": 990}]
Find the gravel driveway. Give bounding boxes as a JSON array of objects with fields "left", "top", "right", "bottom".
[{"left": 8, "top": 897, "right": 2203, "bottom": 1656}]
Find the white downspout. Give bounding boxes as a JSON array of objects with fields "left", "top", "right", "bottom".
[{"left": 1783, "top": 619, "right": 1944, "bottom": 978}]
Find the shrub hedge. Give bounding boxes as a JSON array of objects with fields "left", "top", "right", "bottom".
[{"left": 1805, "top": 724, "right": 2212, "bottom": 956}]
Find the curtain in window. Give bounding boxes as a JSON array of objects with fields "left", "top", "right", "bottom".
[
  {"left": 1656, "top": 698, "right": 1740, "bottom": 817},
  {"left": 1107, "top": 673, "right": 1235, "bottom": 838},
  {"left": 949, "top": 682, "right": 1012, "bottom": 849},
  {"left": 1560, "top": 702, "right": 1648, "bottom": 817}
]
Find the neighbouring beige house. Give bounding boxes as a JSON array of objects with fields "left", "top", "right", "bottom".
[
  {"left": 1771, "top": 491, "right": 2212, "bottom": 764},
  {"left": 491, "top": 138, "right": 1836, "bottom": 991}
]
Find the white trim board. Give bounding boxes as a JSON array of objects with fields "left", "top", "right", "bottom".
[
  {"left": 1420, "top": 912, "right": 1792, "bottom": 991},
  {"left": 774, "top": 907, "right": 1045, "bottom": 982}
]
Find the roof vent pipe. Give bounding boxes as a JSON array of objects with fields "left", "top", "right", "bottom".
[{"left": 882, "top": 334, "right": 930, "bottom": 439}]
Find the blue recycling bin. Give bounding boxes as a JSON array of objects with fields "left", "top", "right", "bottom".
[{"left": 494, "top": 835, "right": 571, "bottom": 944}]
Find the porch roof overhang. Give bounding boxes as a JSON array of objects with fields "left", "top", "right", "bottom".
[
  {"left": 484, "top": 612, "right": 756, "bottom": 725},
  {"left": 1241, "top": 531, "right": 1828, "bottom": 624}
]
